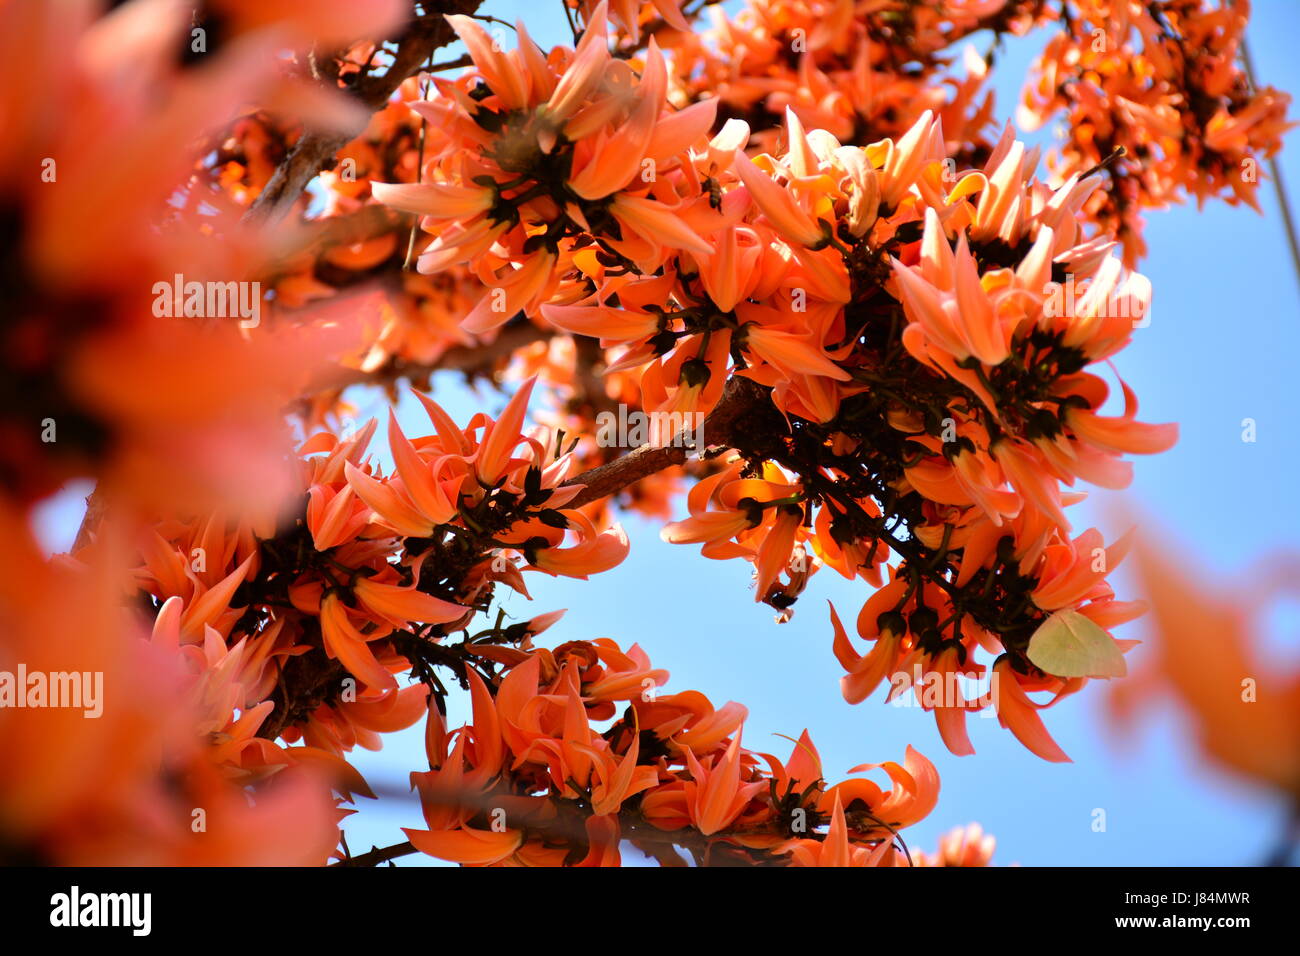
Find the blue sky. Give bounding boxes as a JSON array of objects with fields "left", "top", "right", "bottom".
[{"left": 34, "top": 0, "right": 1300, "bottom": 866}]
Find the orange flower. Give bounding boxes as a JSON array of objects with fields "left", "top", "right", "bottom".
[
  {"left": 992, "top": 658, "right": 1071, "bottom": 763},
  {"left": 683, "top": 734, "right": 765, "bottom": 835},
  {"left": 783, "top": 794, "right": 874, "bottom": 867},
  {"left": 320, "top": 592, "right": 398, "bottom": 694},
  {"left": 915, "top": 823, "right": 997, "bottom": 867},
  {"left": 403, "top": 824, "right": 524, "bottom": 867}
]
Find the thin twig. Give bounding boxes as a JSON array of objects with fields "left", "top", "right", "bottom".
[
  {"left": 1239, "top": 31, "right": 1300, "bottom": 299},
  {"left": 333, "top": 840, "right": 416, "bottom": 867}
]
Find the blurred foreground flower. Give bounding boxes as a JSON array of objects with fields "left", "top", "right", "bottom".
[{"left": 1109, "top": 532, "right": 1300, "bottom": 801}]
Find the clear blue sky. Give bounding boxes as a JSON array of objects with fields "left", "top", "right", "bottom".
[{"left": 33, "top": 0, "right": 1300, "bottom": 866}]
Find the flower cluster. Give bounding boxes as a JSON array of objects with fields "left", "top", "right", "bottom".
[
  {"left": 121, "top": 383, "right": 621, "bottom": 736},
  {"left": 38, "top": 377, "right": 629, "bottom": 859},
  {"left": 404, "top": 637, "right": 942, "bottom": 866},
  {"left": 366, "top": 8, "right": 1179, "bottom": 763},
  {"left": 668, "top": 0, "right": 1043, "bottom": 161},
  {"left": 1019, "top": 0, "right": 1294, "bottom": 262},
  {"left": 57, "top": 384, "right": 975, "bottom": 867}
]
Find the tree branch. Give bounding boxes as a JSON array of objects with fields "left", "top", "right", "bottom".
[
  {"left": 262, "top": 204, "right": 404, "bottom": 274},
  {"left": 333, "top": 840, "right": 416, "bottom": 867},
  {"left": 562, "top": 376, "right": 771, "bottom": 508},
  {"left": 298, "top": 320, "right": 553, "bottom": 400},
  {"left": 72, "top": 487, "right": 107, "bottom": 552},
  {"left": 244, "top": 3, "right": 484, "bottom": 228},
  {"left": 329, "top": 763, "right": 903, "bottom": 868}
]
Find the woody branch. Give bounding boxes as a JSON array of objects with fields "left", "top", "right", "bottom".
[{"left": 244, "top": 1, "right": 485, "bottom": 228}]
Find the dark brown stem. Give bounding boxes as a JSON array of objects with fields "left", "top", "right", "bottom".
[
  {"left": 561, "top": 376, "right": 767, "bottom": 508},
  {"left": 333, "top": 840, "right": 416, "bottom": 866},
  {"left": 72, "top": 486, "right": 107, "bottom": 551}
]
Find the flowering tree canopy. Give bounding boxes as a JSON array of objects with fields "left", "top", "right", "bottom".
[{"left": 0, "top": 0, "right": 1293, "bottom": 868}]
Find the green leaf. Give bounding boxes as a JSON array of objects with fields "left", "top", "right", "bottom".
[{"left": 1027, "top": 609, "right": 1128, "bottom": 679}]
